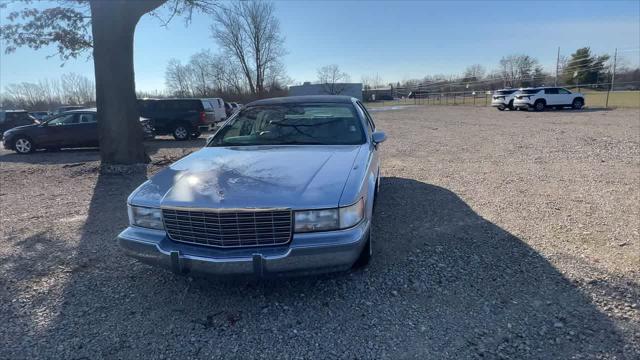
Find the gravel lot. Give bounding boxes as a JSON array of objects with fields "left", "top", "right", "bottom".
[{"left": 1, "top": 106, "right": 638, "bottom": 359}]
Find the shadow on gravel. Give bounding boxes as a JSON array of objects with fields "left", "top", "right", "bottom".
[
  {"left": 0, "top": 148, "right": 100, "bottom": 164},
  {"left": 3, "top": 176, "right": 630, "bottom": 358}
]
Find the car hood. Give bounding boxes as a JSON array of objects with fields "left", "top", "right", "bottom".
[
  {"left": 2, "top": 124, "right": 39, "bottom": 134},
  {"left": 130, "top": 145, "right": 364, "bottom": 210}
]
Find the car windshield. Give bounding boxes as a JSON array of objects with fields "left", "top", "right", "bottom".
[
  {"left": 521, "top": 89, "right": 541, "bottom": 94},
  {"left": 208, "top": 103, "right": 366, "bottom": 146}
]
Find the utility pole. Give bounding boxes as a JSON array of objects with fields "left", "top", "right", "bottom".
[
  {"left": 555, "top": 46, "right": 560, "bottom": 86},
  {"left": 606, "top": 48, "right": 617, "bottom": 108}
]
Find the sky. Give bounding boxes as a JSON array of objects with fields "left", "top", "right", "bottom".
[{"left": 1, "top": 0, "right": 639, "bottom": 92}]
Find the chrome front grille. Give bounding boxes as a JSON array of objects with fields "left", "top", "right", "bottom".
[{"left": 162, "top": 208, "right": 292, "bottom": 248}]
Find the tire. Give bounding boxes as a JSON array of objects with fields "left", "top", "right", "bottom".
[
  {"left": 14, "top": 137, "right": 34, "bottom": 154},
  {"left": 191, "top": 131, "right": 202, "bottom": 139},
  {"left": 172, "top": 124, "right": 190, "bottom": 141},
  {"left": 353, "top": 231, "right": 372, "bottom": 269},
  {"left": 572, "top": 98, "right": 584, "bottom": 110},
  {"left": 497, "top": 105, "right": 506, "bottom": 111},
  {"left": 534, "top": 100, "right": 546, "bottom": 112},
  {"left": 508, "top": 100, "right": 515, "bottom": 110}
]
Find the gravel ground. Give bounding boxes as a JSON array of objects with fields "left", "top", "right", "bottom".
[{"left": 0, "top": 106, "right": 638, "bottom": 359}]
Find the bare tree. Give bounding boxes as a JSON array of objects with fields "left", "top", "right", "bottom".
[
  {"left": 1, "top": 73, "right": 95, "bottom": 109},
  {"left": 211, "top": 0, "right": 285, "bottom": 96},
  {"left": 61, "top": 73, "right": 95, "bottom": 104},
  {"left": 165, "top": 59, "right": 193, "bottom": 96},
  {"left": 361, "top": 74, "right": 384, "bottom": 90},
  {"left": 499, "top": 54, "right": 543, "bottom": 87},
  {"left": 317, "top": 64, "right": 351, "bottom": 95},
  {"left": 463, "top": 64, "right": 486, "bottom": 82}
]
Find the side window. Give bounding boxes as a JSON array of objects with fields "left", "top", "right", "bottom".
[
  {"left": 545, "top": 88, "right": 559, "bottom": 95},
  {"left": 48, "top": 114, "right": 77, "bottom": 126},
  {"left": 5, "top": 113, "right": 18, "bottom": 123},
  {"left": 355, "top": 101, "right": 375, "bottom": 132},
  {"left": 202, "top": 101, "right": 213, "bottom": 111},
  {"left": 558, "top": 88, "right": 571, "bottom": 94},
  {"left": 79, "top": 113, "right": 96, "bottom": 124},
  {"left": 218, "top": 99, "right": 223, "bottom": 107}
]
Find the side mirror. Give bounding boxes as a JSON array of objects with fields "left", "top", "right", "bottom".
[{"left": 372, "top": 131, "right": 387, "bottom": 144}]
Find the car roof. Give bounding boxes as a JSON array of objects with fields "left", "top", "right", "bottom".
[
  {"left": 1, "top": 109, "right": 28, "bottom": 113},
  {"left": 65, "top": 108, "right": 97, "bottom": 113},
  {"left": 247, "top": 95, "right": 356, "bottom": 107},
  {"left": 139, "top": 98, "right": 206, "bottom": 101}
]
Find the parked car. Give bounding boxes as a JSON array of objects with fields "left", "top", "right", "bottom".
[
  {"left": 52, "top": 105, "right": 86, "bottom": 115},
  {"left": 0, "top": 110, "right": 38, "bottom": 140},
  {"left": 491, "top": 89, "right": 520, "bottom": 111},
  {"left": 224, "top": 101, "right": 234, "bottom": 118},
  {"left": 29, "top": 111, "right": 51, "bottom": 122},
  {"left": 513, "top": 87, "right": 585, "bottom": 111},
  {"left": 230, "top": 102, "right": 241, "bottom": 113},
  {"left": 137, "top": 98, "right": 221, "bottom": 140},
  {"left": 3, "top": 109, "right": 154, "bottom": 154},
  {"left": 117, "top": 95, "right": 387, "bottom": 277},
  {"left": 201, "top": 98, "right": 227, "bottom": 123}
]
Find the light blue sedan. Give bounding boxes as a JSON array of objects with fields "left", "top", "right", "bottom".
[{"left": 117, "top": 95, "right": 386, "bottom": 277}]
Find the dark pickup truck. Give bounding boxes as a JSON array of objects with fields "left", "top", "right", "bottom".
[{"left": 137, "top": 98, "right": 218, "bottom": 140}]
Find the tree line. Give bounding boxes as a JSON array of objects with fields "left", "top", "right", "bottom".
[
  {"left": 0, "top": 73, "right": 95, "bottom": 110},
  {"left": 164, "top": 1, "right": 288, "bottom": 102},
  {"left": 376, "top": 47, "right": 639, "bottom": 94}
]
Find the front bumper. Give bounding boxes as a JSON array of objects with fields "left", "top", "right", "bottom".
[
  {"left": 513, "top": 100, "right": 533, "bottom": 109},
  {"left": 2, "top": 136, "right": 13, "bottom": 149},
  {"left": 117, "top": 220, "right": 370, "bottom": 277}
]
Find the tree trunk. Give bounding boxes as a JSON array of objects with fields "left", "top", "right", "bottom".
[{"left": 90, "top": 0, "right": 164, "bottom": 164}]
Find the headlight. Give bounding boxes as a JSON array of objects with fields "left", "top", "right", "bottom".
[
  {"left": 294, "top": 209, "right": 339, "bottom": 232},
  {"left": 294, "top": 198, "right": 364, "bottom": 233},
  {"left": 339, "top": 198, "right": 364, "bottom": 229},
  {"left": 128, "top": 205, "right": 164, "bottom": 230}
]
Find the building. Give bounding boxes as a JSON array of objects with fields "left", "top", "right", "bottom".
[
  {"left": 289, "top": 82, "right": 363, "bottom": 101},
  {"left": 363, "top": 87, "right": 394, "bottom": 101}
]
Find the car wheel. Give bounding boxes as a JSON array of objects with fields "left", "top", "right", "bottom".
[
  {"left": 173, "top": 125, "right": 190, "bottom": 141},
  {"left": 14, "top": 137, "right": 34, "bottom": 154},
  {"left": 191, "top": 131, "right": 202, "bottom": 139},
  {"left": 534, "top": 100, "right": 545, "bottom": 112},
  {"left": 508, "top": 100, "right": 515, "bottom": 110},
  {"left": 572, "top": 98, "right": 584, "bottom": 110},
  {"left": 353, "top": 231, "right": 372, "bottom": 269},
  {"left": 497, "top": 105, "right": 506, "bottom": 111}
]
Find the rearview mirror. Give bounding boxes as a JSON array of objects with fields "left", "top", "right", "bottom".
[{"left": 372, "top": 131, "right": 387, "bottom": 144}]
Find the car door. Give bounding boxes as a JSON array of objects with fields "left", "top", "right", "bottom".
[
  {"left": 558, "top": 88, "right": 573, "bottom": 105},
  {"left": 76, "top": 112, "right": 99, "bottom": 147},
  {"left": 39, "top": 113, "right": 79, "bottom": 147},
  {"left": 151, "top": 101, "right": 171, "bottom": 134},
  {"left": 544, "top": 88, "right": 560, "bottom": 105}
]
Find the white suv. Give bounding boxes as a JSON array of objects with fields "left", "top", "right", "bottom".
[
  {"left": 491, "top": 89, "right": 520, "bottom": 111},
  {"left": 513, "top": 87, "right": 585, "bottom": 111}
]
